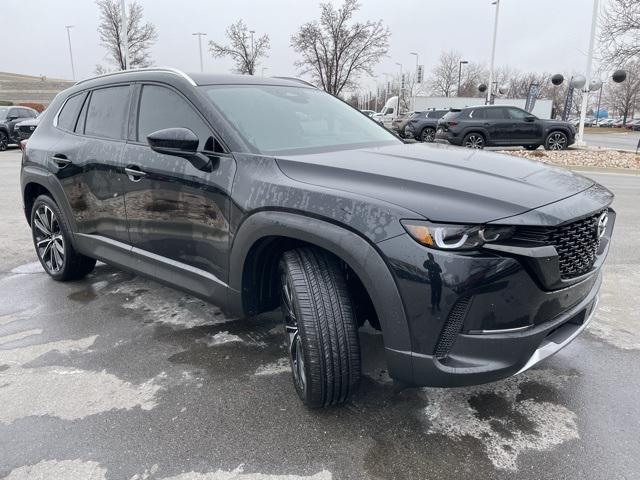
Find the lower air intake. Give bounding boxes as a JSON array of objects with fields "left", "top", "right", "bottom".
[{"left": 434, "top": 296, "right": 472, "bottom": 359}]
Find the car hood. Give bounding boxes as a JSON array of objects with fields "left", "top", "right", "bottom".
[
  {"left": 276, "top": 143, "right": 594, "bottom": 224},
  {"left": 16, "top": 117, "right": 40, "bottom": 127}
]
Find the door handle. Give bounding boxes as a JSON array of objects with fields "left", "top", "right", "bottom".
[
  {"left": 124, "top": 166, "right": 147, "bottom": 182},
  {"left": 51, "top": 153, "right": 72, "bottom": 168}
]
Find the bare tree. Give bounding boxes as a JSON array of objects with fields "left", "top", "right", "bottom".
[
  {"left": 457, "top": 62, "right": 487, "bottom": 97},
  {"left": 209, "top": 20, "right": 270, "bottom": 75},
  {"left": 604, "top": 60, "right": 640, "bottom": 123},
  {"left": 96, "top": 0, "right": 157, "bottom": 72},
  {"left": 599, "top": 0, "right": 640, "bottom": 65},
  {"left": 428, "top": 50, "right": 462, "bottom": 97},
  {"left": 291, "top": 0, "right": 390, "bottom": 96}
]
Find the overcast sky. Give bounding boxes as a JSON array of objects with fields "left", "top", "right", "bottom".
[{"left": 4, "top": 0, "right": 599, "bottom": 90}]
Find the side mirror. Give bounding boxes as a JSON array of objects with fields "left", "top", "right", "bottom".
[
  {"left": 524, "top": 115, "right": 536, "bottom": 122},
  {"left": 147, "top": 127, "right": 211, "bottom": 171}
]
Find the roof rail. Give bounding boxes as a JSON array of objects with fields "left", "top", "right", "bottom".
[
  {"left": 74, "top": 67, "right": 196, "bottom": 86},
  {"left": 271, "top": 76, "right": 317, "bottom": 88}
]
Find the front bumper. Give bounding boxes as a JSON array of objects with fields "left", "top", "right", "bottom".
[{"left": 376, "top": 205, "right": 614, "bottom": 387}]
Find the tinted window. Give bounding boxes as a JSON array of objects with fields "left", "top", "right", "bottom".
[
  {"left": 85, "top": 86, "right": 130, "bottom": 140},
  {"left": 441, "top": 111, "right": 461, "bottom": 121},
  {"left": 57, "top": 93, "right": 86, "bottom": 131},
  {"left": 506, "top": 107, "right": 530, "bottom": 120},
  {"left": 137, "top": 85, "right": 211, "bottom": 150},
  {"left": 485, "top": 108, "right": 508, "bottom": 120},
  {"left": 427, "top": 110, "right": 447, "bottom": 119},
  {"left": 467, "top": 108, "right": 486, "bottom": 119}
]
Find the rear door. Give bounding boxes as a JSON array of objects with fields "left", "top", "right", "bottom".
[
  {"left": 121, "top": 83, "right": 236, "bottom": 283},
  {"left": 51, "top": 85, "right": 132, "bottom": 243},
  {"left": 483, "top": 107, "right": 512, "bottom": 144}
]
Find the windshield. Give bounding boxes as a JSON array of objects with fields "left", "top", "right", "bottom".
[
  {"left": 201, "top": 85, "right": 400, "bottom": 155},
  {"left": 0, "top": 107, "right": 7, "bottom": 121}
]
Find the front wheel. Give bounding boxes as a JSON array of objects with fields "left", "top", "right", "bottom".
[
  {"left": 462, "top": 132, "right": 485, "bottom": 149},
  {"left": 279, "top": 247, "right": 361, "bottom": 407},
  {"left": 31, "top": 195, "right": 96, "bottom": 281},
  {"left": 0, "top": 131, "right": 8, "bottom": 151},
  {"left": 544, "top": 131, "right": 568, "bottom": 150},
  {"left": 420, "top": 127, "right": 436, "bottom": 143}
]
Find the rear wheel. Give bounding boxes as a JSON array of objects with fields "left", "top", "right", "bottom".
[
  {"left": 544, "top": 131, "right": 568, "bottom": 150},
  {"left": 0, "top": 131, "right": 8, "bottom": 151},
  {"left": 279, "top": 247, "right": 361, "bottom": 407},
  {"left": 420, "top": 127, "right": 436, "bottom": 143},
  {"left": 30, "top": 195, "right": 96, "bottom": 281},
  {"left": 462, "top": 132, "right": 485, "bottom": 149}
]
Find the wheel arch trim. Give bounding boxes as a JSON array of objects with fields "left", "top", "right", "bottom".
[{"left": 228, "top": 211, "right": 413, "bottom": 355}]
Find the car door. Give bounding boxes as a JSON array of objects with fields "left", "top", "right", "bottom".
[
  {"left": 121, "top": 83, "right": 236, "bottom": 283},
  {"left": 505, "top": 107, "right": 541, "bottom": 143},
  {"left": 51, "top": 85, "right": 132, "bottom": 243},
  {"left": 483, "top": 107, "right": 512, "bottom": 144}
]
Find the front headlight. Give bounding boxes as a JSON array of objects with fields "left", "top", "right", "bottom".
[{"left": 401, "top": 220, "right": 515, "bottom": 250}]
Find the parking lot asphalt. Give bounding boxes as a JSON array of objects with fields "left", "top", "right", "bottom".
[
  {"left": 1, "top": 148, "right": 639, "bottom": 480},
  {"left": 583, "top": 131, "right": 640, "bottom": 152}
]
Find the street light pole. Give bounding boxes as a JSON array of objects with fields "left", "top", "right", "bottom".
[
  {"left": 487, "top": 0, "right": 500, "bottom": 104},
  {"left": 249, "top": 30, "right": 255, "bottom": 75},
  {"left": 120, "top": 0, "right": 129, "bottom": 69},
  {"left": 64, "top": 25, "right": 76, "bottom": 81},
  {"left": 192, "top": 32, "right": 207, "bottom": 72},
  {"left": 395, "top": 62, "right": 403, "bottom": 118},
  {"left": 577, "top": 0, "right": 599, "bottom": 146},
  {"left": 409, "top": 52, "right": 419, "bottom": 110},
  {"left": 457, "top": 60, "right": 468, "bottom": 97}
]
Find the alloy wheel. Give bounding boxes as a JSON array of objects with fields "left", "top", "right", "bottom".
[
  {"left": 547, "top": 132, "right": 567, "bottom": 150},
  {"left": 280, "top": 271, "right": 307, "bottom": 393},
  {"left": 422, "top": 128, "right": 436, "bottom": 142},
  {"left": 465, "top": 134, "right": 484, "bottom": 149},
  {"left": 33, "top": 204, "right": 65, "bottom": 273}
]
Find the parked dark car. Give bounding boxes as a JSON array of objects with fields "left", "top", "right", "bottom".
[
  {"left": 16, "top": 114, "right": 42, "bottom": 141},
  {"left": 391, "top": 111, "right": 415, "bottom": 137},
  {"left": 405, "top": 109, "right": 448, "bottom": 142},
  {"left": 0, "top": 106, "right": 38, "bottom": 150},
  {"left": 21, "top": 68, "right": 614, "bottom": 407},
  {"left": 436, "top": 105, "right": 576, "bottom": 150}
]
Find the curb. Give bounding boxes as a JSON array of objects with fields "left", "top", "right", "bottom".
[{"left": 567, "top": 165, "right": 640, "bottom": 175}]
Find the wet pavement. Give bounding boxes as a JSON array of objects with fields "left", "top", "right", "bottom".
[{"left": 1, "top": 149, "right": 639, "bottom": 479}]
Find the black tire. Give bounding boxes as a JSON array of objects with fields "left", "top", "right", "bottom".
[
  {"left": 0, "top": 131, "right": 7, "bottom": 151},
  {"left": 279, "top": 247, "right": 361, "bottom": 407},
  {"left": 524, "top": 144, "right": 539, "bottom": 150},
  {"left": 30, "top": 194, "right": 96, "bottom": 281},
  {"left": 420, "top": 127, "right": 436, "bottom": 143},
  {"left": 462, "top": 132, "right": 485, "bottom": 149},
  {"left": 544, "top": 131, "right": 568, "bottom": 150}
]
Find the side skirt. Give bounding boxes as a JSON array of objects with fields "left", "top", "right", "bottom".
[{"left": 74, "top": 233, "right": 229, "bottom": 307}]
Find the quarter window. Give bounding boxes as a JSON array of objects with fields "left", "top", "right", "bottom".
[
  {"left": 137, "top": 84, "right": 212, "bottom": 150},
  {"left": 84, "top": 86, "right": 130, "bottom": 140},
  {"left": 57, "top": 93, "right": 86, "bottom": 131}
]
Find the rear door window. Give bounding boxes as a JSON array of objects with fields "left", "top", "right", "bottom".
[
  {"left": 57, "top": 93, "right": 86, "bottom": 131},
  {"left": 84, "top": 85, "right": 130, "bottom": 140},
  {"left": 467, "top": 109, "right": 486, "bottom": 119},
  {"left": 485, "top": 108, "right": 508, "bottom": 119}
]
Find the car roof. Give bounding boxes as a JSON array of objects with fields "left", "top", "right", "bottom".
[{"left": 74, "top": 67, "right": 314, "bottom": 89}]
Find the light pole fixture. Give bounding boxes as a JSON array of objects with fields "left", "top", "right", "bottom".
[
  {"left": 409, "top": 52, "right": 419, "bottom": 110},
  {"left": 64, "top": 25, "right": 76, "bottom": 81},
  {"left": 395, "top": 62, "right": 403, "bottom": 116},
  {"left": 576, "top": 0, "right": 598, "bottom": 146},
  {"left": 192, "top": 32, "right": 207, "bottom": 73},
  {"left": 457, "top": 60, "right": 468, "bottom": 97},
  {"left": 249, "top": 30, "right": 256, "bottom": 75}
]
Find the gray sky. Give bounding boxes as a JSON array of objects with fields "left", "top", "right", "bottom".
[{"left": 4, "top": 0, "right": 597, "bottom": 89}]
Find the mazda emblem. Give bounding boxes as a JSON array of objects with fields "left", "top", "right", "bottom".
[{"left": 596, "top": 211, "right": 608, "bottom": 239}]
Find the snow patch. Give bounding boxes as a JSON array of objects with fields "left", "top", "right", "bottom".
[
  {"left": 160, "top": 465, "right": 332, "bottom": 480},
  {"left": 197, "top": 331, "right": 243, "bottom": 347},
  {"left": 3, "top": 459, "right": 107, "bottom": 480},
  {"left": 0, "top": 329, "right": 43, "bottom": 345},
  {"left": 254, "top": 358, "right": 290, "bottom": 376},
  {"left": 0, "top": 335, "right": 97, "bottom": 366},
  {"left": 423, "top": 369, "right": 579, "bottom": 471},
  {"left": 10, "top": 261, "right": 45, "bottom": 274}
]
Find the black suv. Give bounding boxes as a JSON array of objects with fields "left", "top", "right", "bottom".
[
  {"left": 435, "top": 105, "right": 576, "bottom": 150},
  {"left": 21, "top": 69, "right": 614, "bottom": 407},
  {"left": 0, "top": 106, "right": 38, "bottom": 150},
  {"left": 405, "top": 109, "right": 448, "bottom": 142}
]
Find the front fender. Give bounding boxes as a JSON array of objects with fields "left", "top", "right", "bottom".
[{"left": 228, "top": 210, "right": 414, "bottom": 377}]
